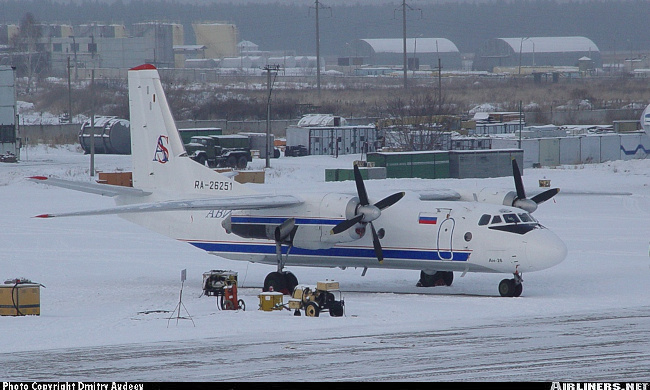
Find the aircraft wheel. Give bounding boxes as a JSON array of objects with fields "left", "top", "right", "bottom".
[
  {"left": 263, "top": 271, "right": 287, "bottom": 293},
  {"left": 498, "top": 278, "right": 516, "bottom": 297},
  {"left": 417, "top": 271, "right": 453, "bottom": 287},
  {"left": 513, "top": 283, "right": 523, "bottom": 297},
  {"left": 283, "top": 271, "right": 299, "bottom": 294},
  {"left": 441, "top": 271, "right": 454, "bottom": 286},
  {"left": 305, "top": 302, "right": 320, "bottom": 317},
  {"left": 417, "top": 270, "right": 436, "bottom": 287}
]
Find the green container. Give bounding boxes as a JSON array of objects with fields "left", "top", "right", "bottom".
[
  {"left": 368, "top": 151, "right": 449, "bottom": 179},
  {"left": 325, "top": 169, "right": 338, "bottom": 182}
]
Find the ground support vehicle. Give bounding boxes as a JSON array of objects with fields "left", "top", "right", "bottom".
[
  {"left": 185, "top": 135, "right": 252, "bottom": 168},
  {"left": 284, "top": 145, "right": 309, "bottom": 157},
  {"left": 288, "top": 281, "right": 344, "bottom": 317},
  {"left": 202, "top": 270, "right": 245, "bottom": 310}
]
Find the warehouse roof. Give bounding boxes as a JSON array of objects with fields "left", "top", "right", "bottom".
[
  {"left": 359, "top": 38, "right": 459, "bottom": 54},
  {"left": 497, "top": 36, "right": 599, "bottom": 54}
]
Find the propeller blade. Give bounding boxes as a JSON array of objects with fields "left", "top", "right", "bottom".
[
  {"left": 512, "top": 158, "right": 526, "bottom": 200},
  {"left": 374, "top": 191, "right": 406, "bottom": 210},
  {"left": 330, "top": 214, "right": 364, "bottom": 235},
  {"left": 531, "top": 188, "right": 560, "bottom": 204},
  {"left": 353, "top": 164, "right": 369, "bottom": 205},
  {"left": 369, "top": 222, "right": 384, "bottom": 263}
]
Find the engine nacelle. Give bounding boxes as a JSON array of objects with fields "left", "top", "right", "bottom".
[
  {"left": 223, "top": 193, "right": 367, "bottom": 250},
  {"left": 456, "top": 188, "right": 537, "bottom": 213}
]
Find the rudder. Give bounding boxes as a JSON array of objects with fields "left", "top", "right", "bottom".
[{"left": 127, "top": 64, "right": 253, "bottom": 197}]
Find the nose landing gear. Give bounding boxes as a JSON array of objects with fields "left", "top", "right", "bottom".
[{"left": 499, "top": 267, "right": 523, "bottom": 297}]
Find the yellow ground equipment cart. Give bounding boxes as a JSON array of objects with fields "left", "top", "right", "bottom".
[
  {"left": 288, "top": 280, "right": 344, "bottom": 317},
  {"left": 1, "top": 278, "right": 41, "bottom": 316},
  {"left": 202, "top": 270, "right": 245, "bottom": 310}
]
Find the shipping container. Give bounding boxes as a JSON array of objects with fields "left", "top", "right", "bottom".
[
  {"left": 559, "top": 137, "right": 581, "bottom": 165},
  {"left": 287, "top": 125, "right": 378, "bottom": 156},
  {"left": 580, "top": 135, "right": 601, "bottom": 164},
  {"left": 368, "top": 151, "right": 449, "bottom": 179},
  {"left": 448, "top": 149, "right": 523, "bottom": 179},
  {"left": 600, "top": 134, "right": 621, "bottom": 162},
  {"left": 539, "top": 138, "right": 560, "bottom": 166}
]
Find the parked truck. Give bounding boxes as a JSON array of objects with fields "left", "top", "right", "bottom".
[{"left": 184, "top": 134, "right": 252, "bottom": 168}]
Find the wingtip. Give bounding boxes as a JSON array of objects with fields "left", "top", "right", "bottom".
[
  {"left": 28, "top": 176, "right": 48, "bottom": 180},
  {"left": 34, "top": 214, "right": 53, "bottom": 218}
]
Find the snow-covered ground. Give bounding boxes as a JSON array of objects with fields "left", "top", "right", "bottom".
[{"left": 1, "top": 145, "right": 650, "bottom": 381}]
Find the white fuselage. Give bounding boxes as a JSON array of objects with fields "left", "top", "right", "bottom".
[{"left": 119, "top": 191, "right": 567, "bottom": 275}]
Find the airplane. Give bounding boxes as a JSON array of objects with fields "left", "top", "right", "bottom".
[{"left": 29, "top": 63, "right": 567, "bottom": 298}]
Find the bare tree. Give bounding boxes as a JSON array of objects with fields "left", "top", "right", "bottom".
[
  {"left": 381, "top": 91, "right": 455, "bottom": 151},
  {"left": 11, "top": 13, "right": 47, "bottom": 93}
]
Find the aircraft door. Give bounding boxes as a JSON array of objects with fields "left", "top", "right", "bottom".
[{"left": 436, "top": 215, "right": 455, "bottom": 261}]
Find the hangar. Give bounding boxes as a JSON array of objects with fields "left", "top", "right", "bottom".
[
  {"left": 351, "top": 38, "right": 462, "bottom": 70},
  {"left": 473, "top": 36, "right": 601, "bottom": 72}
]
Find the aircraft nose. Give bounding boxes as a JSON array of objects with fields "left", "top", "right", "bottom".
[{"left": 524, "top": 228, "right": 567, "bottom": 271}]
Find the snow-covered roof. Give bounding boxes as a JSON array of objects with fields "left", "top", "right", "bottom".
[
  {"left": 297, "top": 114, "right": 347, "bottom": 127},
  {"left": 498, "top": 37, "right": 599, "bottom": 54},
  {"left": 359, "top": 38, "right": 459, "bottom": 54}
]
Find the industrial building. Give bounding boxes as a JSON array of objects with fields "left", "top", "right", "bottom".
[
  {"left": 192, "top": 23, "right": 239, "bottom": 59},
  {"left": 351, "top": 38, "right": 462, "bottom": 70},
  {"left": 473, "top": 36, "right": 601, "bottom": 72}
]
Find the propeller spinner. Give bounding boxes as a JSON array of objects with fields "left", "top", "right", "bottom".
[
  {"left": 511, "top": 158, "right": 559, "bottom": 213},
  {"left": 330, "top": 165, "right": 405, "bottom": 263}
]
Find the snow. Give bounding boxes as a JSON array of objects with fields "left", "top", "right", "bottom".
[{"left": 1, "top": 145, "right": 650, "bottom": 381}]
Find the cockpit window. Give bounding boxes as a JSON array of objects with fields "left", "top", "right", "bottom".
[
  {"left": 518, "top": 213, "right": 534, "bottom": 223},
  {"left": 491, "top": 215, "right": 502, "bottom": 224},
  {"left": 503, "top": 214, "right": 520, "bottom": 224},
  {"left": 478, "top": 214, "right": 491, "bottom": 226}
]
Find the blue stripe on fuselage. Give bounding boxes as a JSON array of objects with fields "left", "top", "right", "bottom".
[
  {"left": 231, "top": 216, "right": 341, "bottom": 225},
  {"left": 187, "top": 241, "right": 470, "bottom": 262}
]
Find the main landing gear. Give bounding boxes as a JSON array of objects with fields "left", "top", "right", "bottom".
[
  {"left": 498, "top": 268, "right": 523, "bottom": 297},
  {"left": 263, "top": 224, "right": 299, "bottom": 295},
  {"left": 416, "top": 270, "right": 454, "bottom": 287}
]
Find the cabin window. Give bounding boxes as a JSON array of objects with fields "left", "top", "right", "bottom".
[{"left": 478, "top": 214, "right": 491, "bottom": 226}]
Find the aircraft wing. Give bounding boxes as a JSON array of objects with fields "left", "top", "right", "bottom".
[
  {"left": 416, "top": 189, "right": 462, "bottom": 201},
  {"left": 34, "top": 194, "right": 304, "bottom": 218},
  {"left": 28, "top": 176, "right": 152, "bottom": 197}
]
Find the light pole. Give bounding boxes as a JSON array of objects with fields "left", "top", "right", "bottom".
[{"left": 518, "top": 37, "right": 530, "bottom": 75}]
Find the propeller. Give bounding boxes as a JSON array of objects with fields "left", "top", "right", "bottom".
[
  {"left": 330, "top": 164, "right": 405, "bottom": 263},
  {"left": 511, "top": 158, "right": 560, "bottom": 213}
]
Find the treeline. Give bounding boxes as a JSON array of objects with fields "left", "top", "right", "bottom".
[{"left": 1, "top": 0, "right": 648, "bottom": 55}]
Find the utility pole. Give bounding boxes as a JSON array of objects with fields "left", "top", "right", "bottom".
[
  {"left": 67, "top": 56, "right": 72, "bottom": 123},
  {"left": 90, "top": 69, "right": 95, "bottom": 177},
  {"left": 395, "top": 0, "right": 420, "bottom": 89},
  {"left": 311, "top": 0, "right": 330, "bottom": 98},
  {"left": 316, "top": 0, "right": 321, "bottom": 96},
  {"left": 402, "top": 0, "right": 407, "bottom": 89},
  {"left": 264, "top": 65, "right": 280, "bottom": 169}
]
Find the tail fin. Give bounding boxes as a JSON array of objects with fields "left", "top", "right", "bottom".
[{"left": 127, "top": 64, "right": 253, "bottom": 196}]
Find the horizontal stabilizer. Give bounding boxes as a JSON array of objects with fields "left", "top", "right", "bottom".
[
  {"left": 34, "top": 194, "right": 303, "bottom": 218},
  {"left": 28, "top": 176, "right": 151, "bottom": 197}
]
